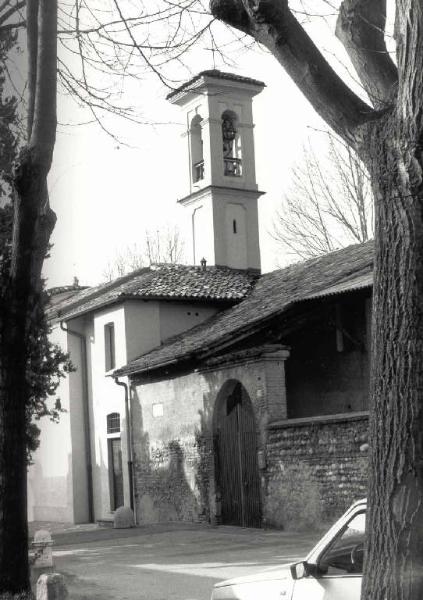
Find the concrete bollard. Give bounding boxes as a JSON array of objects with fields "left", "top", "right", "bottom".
[
  {"left": 113, "top": 506, "right": 135, "bottom": 528},
  {"left": 36, "top": 573, "right": 68, "bottom": 600},
  {"left": 32, "top": 529, "right": 54, "bottom": 568}
]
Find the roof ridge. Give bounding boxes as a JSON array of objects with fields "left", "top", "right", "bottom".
[
  {"left": 167, "top": 69, "right": 265, "bottom": 100},
  {"left": 264, "top": 239, "right": 374, "bottom": 278},
  {"left": 47, "top": 284, "right": 89, "bottom": 296},
  {"left": 55, "top": 266, "right": 152, "bottom": 315},
  {"left": 49, "top": 263, "right": 258, "bottom": 321}
]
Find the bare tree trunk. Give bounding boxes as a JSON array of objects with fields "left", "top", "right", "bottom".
[
  {"left": 0, "top": 174, "right": 55, "bottom": 592},
  {"left": 0, "top": 0, "right": 57, "bottom": 592},
  {"left": 361, "top": 114, "right": 423, "bottom": 599},
  {"left": 210, "top": 0, "right": 423, "bottom": 598},
  {"left": 0, "top": 299, "right": 32, "bottom": 592}
]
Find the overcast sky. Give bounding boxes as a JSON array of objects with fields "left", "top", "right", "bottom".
[{"left": 43, "top": 5, "right": 358, "bottom": 288}]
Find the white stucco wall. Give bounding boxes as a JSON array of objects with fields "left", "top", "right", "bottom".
[
  {"left": 192, "top": 201, "right": 214, "bottom": 266},
  {"left": 124, "top": 299, "right": 218, "bottom": 359},
  {"left": 124, "top": 300, "right": 161, "bottom": 362},
  {"left": 35, "top": 295, "right": 224, "bottom": 524},
  {"left": 225, "top": 203, "right": 248, "bottom": 269},
  {"left": 178, "top": 77, "right": 263, "bottom": 270},
  {"left": 89, "top": 305, "right": 130, "bottom": 520},
  {"left": 67, "top": 316, "right": 91, "bottom": 523},
  {"left": 187, "top": 187, "right": 261, "bottom": 270},
  {"left": 180, "top": 82, "right": 261, "bottom": 195},
  {"left": 213, "top": 190, "right": 261, "bottom": 270},
  {"left": 159, "top": 301, "right": 219, "bottom": 342}
]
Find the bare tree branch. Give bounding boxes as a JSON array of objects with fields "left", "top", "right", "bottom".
[
  {"left": 336, "top": 0, "right": 398, "bottom": 109},
  {"left": 29, "top": 0, "right": 56, "bottom": 171},
  {"left": 0, "top": 19, "right": 24, "bottom": 30},
  {"left": 210, "top": 0, "right": 374, "bottom": 147},
  {"left": 272, "top": 132, "right": 373, "bottom": 261},
  {"left": 26, "top": 0, "right": 37, "bottom": 137},
  {"left": 103, "top": 227, "right": 186, "bottom": 282},
  {"left": 395, "top": 0, "right": 423, "bottom": 137},
  {"left": 145, "top": 226, "right": 185, "bottom": 265},
  {"left": 0, "top": 0, "right": 25, "bottom": 27}
]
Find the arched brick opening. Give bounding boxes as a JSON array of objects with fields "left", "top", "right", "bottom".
[{"left": 213, "top": 379, "right": 261, "bottom": 527}]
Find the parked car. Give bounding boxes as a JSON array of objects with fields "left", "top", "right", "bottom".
[{"left": 212, "top": 498, "right": 366, "bottom": 600}]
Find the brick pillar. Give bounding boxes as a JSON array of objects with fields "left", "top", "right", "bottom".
[
  {"left": 260, "top": 344, "right": 290, "bottom": 422},
  {"left": 243, "top": 344, "right": 290, "bottom": 467}
]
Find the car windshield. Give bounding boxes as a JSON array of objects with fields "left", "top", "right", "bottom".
[{"left": 317, "top": 511, "right": 366, "bottom": 576}]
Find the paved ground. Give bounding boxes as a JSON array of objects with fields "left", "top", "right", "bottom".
[{"left": 30, "top": 523, "right": 321, "bottom": 600}]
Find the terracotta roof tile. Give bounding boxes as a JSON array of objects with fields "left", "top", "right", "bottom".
[
  {"left": 166, "top": 69, "right": 265, "bottom": 100},
  {"left": 115, "top": 241, "right": 374, "bottom": 377},
  {"left": 47, "top": 264, "right": 258, "bottom": 322}
]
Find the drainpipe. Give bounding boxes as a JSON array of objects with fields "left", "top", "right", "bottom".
[
  {"left": 113, "top": 376, "right": 136, "bottom": 522},
  {"left": 60, "top": 320, "right": 94, "bottom": 523}
]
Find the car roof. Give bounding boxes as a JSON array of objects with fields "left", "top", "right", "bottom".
[{"left": 350, "top": 498, "right": 367, "bottom": 509}]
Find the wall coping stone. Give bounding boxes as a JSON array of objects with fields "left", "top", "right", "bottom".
[
  {"left": 200, "top": 344, "right": 290, "bottom": 372},
  {"left": 268, "top": 410, "right": 369, "bottom": 430}
]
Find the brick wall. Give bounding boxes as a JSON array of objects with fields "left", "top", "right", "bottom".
[
  {"left": 131, "top": 373, "right": 209, "bottom": 524},
  {"left": 265, "top": 413, "right": 369, "bottom": 530},
  {"left": 131, "top": 347, "right": 369, "bottom": 532},
  {"left": 131, "top": 346, "right": 288, "bottom": 525},
  {"left": 134, "top": 435, "right": 205, "bottom": 522}
]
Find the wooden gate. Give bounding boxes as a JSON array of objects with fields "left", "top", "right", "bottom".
[{"left": 215, "top": 382, "right": 261, "bottom": 527}]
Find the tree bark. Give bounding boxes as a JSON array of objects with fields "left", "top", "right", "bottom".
[
  {"left": 336, "top": 0, "right": 398, "bottom": 108},
  {"left": 361, "top": 4, "right": 423, "bottom": 593},
  {"left": 0, "top": 0, "right": 57, "bottom": 592},
  {"left": 210, "top": 0, "right": 374, "bottom": 148},
  {"left": 359, "top": 111, "right": 423, "bottom": 599},
  {"left": 210, "top": 1, "right": 423, "bottom": 598},
  {"left": 0, "top": 164, "right": 55, "bottom": 592}
]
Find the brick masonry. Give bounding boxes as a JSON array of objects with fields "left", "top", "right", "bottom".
[
  {"left": 130, "top": 345, "right": 370, "bottom": 531},
  {"left": 131, "top": 373, "right": 209, "bottom": 524},
  {"left": 265, "top": 413, "right": 369, "bottom": 530},
  {"left": 131, "top": 345, "right": 288, "bottom": 525}
]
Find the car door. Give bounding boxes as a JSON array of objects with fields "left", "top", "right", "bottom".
[{"left": 292, "top": 511, "right": 365, "bottom": 600}]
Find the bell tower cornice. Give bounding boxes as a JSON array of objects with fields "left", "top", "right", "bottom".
[{"left": 177, "top": 185, "right": 265, "bottom": 207}]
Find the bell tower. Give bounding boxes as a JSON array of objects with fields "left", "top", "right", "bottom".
[{"left": 167, "top": 70, "right": 265, "bottom": 271}]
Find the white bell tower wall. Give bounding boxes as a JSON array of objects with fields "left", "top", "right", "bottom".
[{"left": 168, "top": 71, "right": 265, "bottom": 271}]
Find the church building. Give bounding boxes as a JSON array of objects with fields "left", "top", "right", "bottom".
[{"left": 29, "top": 71, "right": 372, "bottom": 530}]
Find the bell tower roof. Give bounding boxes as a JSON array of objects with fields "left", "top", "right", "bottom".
[{"left": 167, "top": 69, "right": 265, "bottom": 105}]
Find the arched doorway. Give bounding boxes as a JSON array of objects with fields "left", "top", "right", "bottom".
[{"left": 214, "top": 381, "right": 261, "bottom": 527}]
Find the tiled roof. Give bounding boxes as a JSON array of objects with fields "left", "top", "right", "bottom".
[
  {"left": 47, "top": 264, "right": 258, "bottom": 322},
  {"left": 46, "top": 285, "right": 89, "bottom": 310},
  {"left": 115, "top": 241, "right": 374, "bottom": 377},
  {"left": 305, "top": 271, "right": 373, "bottom": 300},
  {"left": 166, "top": 69, "right": 265, "bottom": 100}
]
